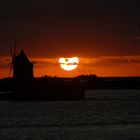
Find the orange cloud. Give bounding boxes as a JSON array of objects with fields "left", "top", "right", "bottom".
[{"left": 79, "top": 56, "right": 140, "bottom": 67}]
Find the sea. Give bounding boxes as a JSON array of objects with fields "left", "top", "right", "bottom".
[{"left": 0, "top": 89, "right": 140, "bottom": 139}]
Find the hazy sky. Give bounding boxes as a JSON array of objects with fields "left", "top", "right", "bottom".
[{"left": 0, "top": 0, "right": 140, "bottom": 77}]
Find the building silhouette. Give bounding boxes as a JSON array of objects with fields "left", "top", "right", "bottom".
[{"left": 13, "top": 50, "right": 33, "bottom": 94}]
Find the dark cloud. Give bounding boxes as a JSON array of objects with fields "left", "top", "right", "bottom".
[{"left": 0, "top": 0, "right": 139, "bottom": 23}]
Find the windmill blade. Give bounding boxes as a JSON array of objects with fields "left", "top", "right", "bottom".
[
  {"left": 8, "top": 39, "right": 18, "bottom": 78},
  {"left": 8, "top": 61, "right": 12, "bottom": 68},
  {"left": 9, "top": 63, "right": 13, "bottom": 77},
  {"left": 14, "top": 39, "right": 18, "bottom": 57},
  {"left": 10, "top": 48, "right": 14, "bottom": 59},
  {"left": 31, "top": 61, "right": 37, "bottom": 64}
]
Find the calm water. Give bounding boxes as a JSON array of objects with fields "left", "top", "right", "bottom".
[
  {"left": 1, "top": 90, "right": 140, "bottom": 139},
  {"left": 85, "top": 89, "right": 140, "bottom": 99}
]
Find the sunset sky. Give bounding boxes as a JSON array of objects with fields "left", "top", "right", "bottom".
[{"left": 0, "top": 0, "right": 140, "bottom": 78}]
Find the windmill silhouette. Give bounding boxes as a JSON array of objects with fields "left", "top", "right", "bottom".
[
  {"left": 9, "top": 39, "right": 18, "bottom": 77},
  {"left": 9, "top": 39, "right": 34, "bottom": 95}
]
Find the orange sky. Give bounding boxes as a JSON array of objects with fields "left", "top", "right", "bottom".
[
  {"left": 31, "top": 56, "right": 140, "bottom": 77},
  {"left": 0, "top": 0, "right": 139, "bottom": 78},
  {"left": 1, "top": 55, "right": 140, "bottom": 78}
]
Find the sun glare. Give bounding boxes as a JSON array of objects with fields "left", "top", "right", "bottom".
[{"left": 59, "top": 57, "right": 79, "bottom": 71}]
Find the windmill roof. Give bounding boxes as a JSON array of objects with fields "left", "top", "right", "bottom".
[{"left": 15, "top": 50, "right": 31, "bottom": 64}]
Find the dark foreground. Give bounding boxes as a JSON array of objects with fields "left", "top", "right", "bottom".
[
  {"left": 1, "top": 76, "right": 140, "bottom": 100},
  {"left": 1, "top": 99, "right": 140, "bottom": 139}
]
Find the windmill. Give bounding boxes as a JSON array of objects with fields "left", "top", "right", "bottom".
[
  {"left": 8, "top": 39, "right": 34, "bottom": 80},
  {"left": 8, "top": 39, "right": 34, "bottom": 94},
  {"left": 9, "top": 39, "right": 18, "bottom": 78}
]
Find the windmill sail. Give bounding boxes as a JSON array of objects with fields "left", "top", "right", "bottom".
[
  {"left": 13, "top": 39, "right": 18, "bottom": 57},
  {"left": 9, "top": 40, "right": 18, "bottom": 77}
]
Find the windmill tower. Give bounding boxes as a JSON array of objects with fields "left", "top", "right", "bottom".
[{"left": 9, "top": 40, "right": 34, "bottom": 94}]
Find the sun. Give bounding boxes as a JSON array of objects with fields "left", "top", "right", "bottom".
[{"left": 59, "top": 57, "right": 79, "bottom": 71}]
